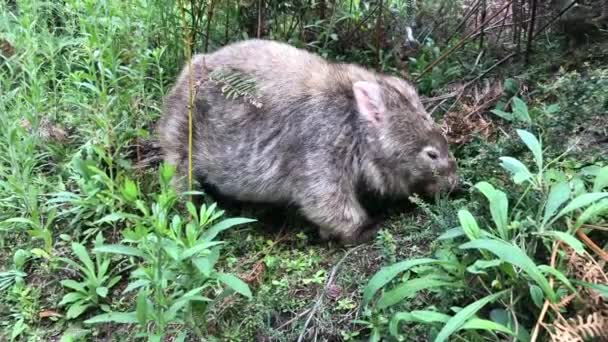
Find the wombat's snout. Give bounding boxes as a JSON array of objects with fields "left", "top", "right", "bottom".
[{"left": 442, "top": 158, "right": 459, "bottom": 193}]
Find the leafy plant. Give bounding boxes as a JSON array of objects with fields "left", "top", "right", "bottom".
[
  {"left": 362, "top": 129, "right": 608, "bottom": 341},
  {"left": 59, "top": 233, "right": 121, "bottom": 319},
  {"left": 82, "top": 163, "right": 255, "bottom": 341}
]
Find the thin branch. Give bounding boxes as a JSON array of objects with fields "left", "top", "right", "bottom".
[
  {"left": 415, "top": 0, "right": 513, "bottom": 81},
  {"left": 297, "top": 245, "right": 365, "bottom": 342}
]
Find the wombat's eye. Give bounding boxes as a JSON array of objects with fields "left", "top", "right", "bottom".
[{"left": 426, "top": 150, "right": 439, "bottom": 160}]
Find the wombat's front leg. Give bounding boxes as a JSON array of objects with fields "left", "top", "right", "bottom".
[{"left": 297, "top": 187, "right": 375, "bottom": 245}]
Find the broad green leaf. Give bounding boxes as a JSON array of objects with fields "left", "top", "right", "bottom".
[
  {"left": 135, "top": 291, "right": 149, "bottom": 326},
  {"left": 458, "top": 210, "right": 480, "bottom": 241},
  {"left": 573, "top": 199, "right": 608, "bottom": 230},
  {"left": 120, "top": 179, "right": 139, "bottom": 202},
  {"left": 550, "top": 193, "right": 608, "bottom": 225},
  {"left": 437, "top": 227, "right": 464, "bottom": 240},
  {"left": 466, "top": 259, "right": 503, "bottom": 275},
  {"left": 542, "top": 182, "right": 570, "bottom": 226},
  {"left": 474, "top": 182, "right": 509, "bottom": 239},
  {"left": 61, "top": 279, "right": 87, "bottom": 294},
  {"left": 193, "top": 247, "right": 220, "bottom": 277},
  {"left": 59, "top": 292, "right": 84, "bottom": 306},
  {"left": 530, "top": 285, "right": 544, "bottom": 308},
  {"left": 181, "top": 241, "right": 223, "bottom": 260},
  {"left": 84, "top": 312, "right": 138, "bottom": 324},
  {"left": 201, "top": 218, "right": 256, "bottom": 241},
  {"left": 538, "top": 265, "right": 576, "bottom": 293},
  {"left": 216, "top": 272, "right": 252, "bottom": 298},
  {"left": 93, "top": 244, "right": 145, "bottom": 258},
  {"left": 516, "top": 129, "right": 542, "bottom": 171},
  {"left": 499, "top": 157, "right": 533, "bottom": 184},
  {"left": 434, "top": 290, "right": 508, "bottom": 342},
  {"left": 94, "top": 213, "right": 138, "bottom": 225},
  {"left": 362, "top": 258, "right": 440, "bottom": 306},
  {"left": 377, "top": 277, "right": 455, "bottom": 309},
  {"left": 96, "top": 286, "right": 108, "bottom": 298},
  {"left": 66, "top": 302, "right": 92, "bottom": 319},
  {"left": 593, "top": 166, "right": 608, "bottom": 192},
  {"left": 461, "top": 318, "right": 515, "bottom": 336},
  {"left": 573, "top": 280, "right": 608, "bottom": 299},
  {"left": 542, "top": 231, "right": 584, "bottom": 254},
  {"left": 460, "top": 239, "right": 555, "bottom": 301},
  {"left": 511, "top": 97, "right": 531, "bottom": 123},
  {"left": 503, "top": 78, "right": 519, "bottom": 95},
  {"left": 71, "top": 243, "right": 95, "bottom": 274},
  {"left": 161, "top": 240, "right": 180, "bottom": 261},
  {"left": 490, "top": 109, "right": 513, "bottom": 121},
  {"left": 2, "top": 217, "right": 37, "bottom": 227},
  {"left": 123, "top": 279, "right": 150, "bottom": 294}
]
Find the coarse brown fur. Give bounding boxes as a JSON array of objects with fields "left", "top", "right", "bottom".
[{"left": 158, "top": 39, "right": 457, "bottom": 244}]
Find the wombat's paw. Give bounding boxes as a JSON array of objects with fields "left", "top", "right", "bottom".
[{"left": 339, "top": 221, "right": 381, "bottom": 246}]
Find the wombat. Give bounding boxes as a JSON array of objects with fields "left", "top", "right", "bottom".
[{"left": 158, "top": 39, "right": 457, "bottom": 244}]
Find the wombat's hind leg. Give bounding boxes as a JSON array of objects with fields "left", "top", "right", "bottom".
[{"left": 298, "top": 188, "right": 373, "bottom": 245}]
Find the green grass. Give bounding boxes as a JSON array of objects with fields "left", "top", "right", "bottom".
[{"left": 1, "top": 0, "right": 607, "bottom": 341}]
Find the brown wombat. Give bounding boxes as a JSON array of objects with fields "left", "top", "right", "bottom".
[{"left": 158, "top": 39, "right": 457, "bottom": 244}]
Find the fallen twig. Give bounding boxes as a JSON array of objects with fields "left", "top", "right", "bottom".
[
  {"left": 576, "top": 229, "right": 608, "bottom": 262},
  {"left": 297, "top": 245, "right": 365, "bottom": 342}
]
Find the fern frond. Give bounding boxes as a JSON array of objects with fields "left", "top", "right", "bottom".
[
  {"left": 568, "top": 312, "right": 608, "bottom": 340},
  {"left": 208, "top": 68, "right": 263, "bottom": 108}
]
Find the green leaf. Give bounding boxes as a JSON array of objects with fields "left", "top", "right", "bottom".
[
  {"left": 516, "top": 129, "right": 542, "bottom": 170},
  {"left": 181, "top": 241, "right": 223, "bottom": 260},
  {"left": 458, "top": 210, "right": 481, "bottom": 241},
  {"left": 66, "top": 302, "right": 93, "bottom": 319},
  {"left": 193, "top": 247, "right": 220, "bottom": 277},
  {"left": 123, "top": 279, "right": 150, "bottom": 294},
  {"left": 71, "top": 243, "right": 95, "bottom": 274},
  {"left": 135, "top": 291, "right": 149, "bottom": 326},
  {"left": 93, "top": 244, "right": 145, "bottom": 258},
  {"left": 377, "top": 277, "right": 455, "bottom": 309},
  {"left": 542, "top": 182, "right": 570, "bottom": 226},
  {"left": 574, "top": 199, "right": 608, "bottom": 230},
  {"left": 550, "top": 193, "right": 608, "bottom": 225},
  {"left": 94, "top": 213, "right": 138, "bottom": 225},
  {"left": 437, "top": 227, "right": 464, "bottom": 240},
  {"left": 121, "top": 178, "right": 139, "bottom": 202},
  {"left": 503, "top": 78, "right": 519, "bottom": 95},
  {"left": 511, "top": 97, "right": 531, "bottom": 123},
  {"left": 460, "top": 239, "right": 555, "bottom": 301},
  {"left": 573, "top": 280, "right": 608, "bottom": 299},
  {"left": 466, "top": 259, "right": 503, "bottom": 275},
  {"left": 84, "top": 312, "right": 139, "bottom": 324},
  {"left": 434, "top": 290, "right": 508, "bottom": 342},
  {"left": 161, "top": 239, "right": 180, "bottom": 261},
  {"left": 593, "top": 166, "right": 608, "bottom": 192},
  {"left": 96, "top": 286, "right": 108, "bottom": 298},
  {"left": 529, "top": 285, "right": 544, "bottom": 308},
  {"left": 538, "top": 265, "right": 576, "bottom": 293},
  {"left": 362, "top": 258, "right": 441, "bottom": 307},
  {"left": 59, "top": 292, "right": 84, "bottom": 306},
  {"left": 216, "top": 272, "right": 252, "bottom": 299},
  {"left": 474, "top": 182, "right": 509, "bottom": 239},
  {"left": 499, "top": 157, "right": 533, "bottom": 184},
  {"left": 201, "top": 218, "right": 256, "bottom": 241},
  {"left": 61, "top": 279, "right": 87, "bottom": 294},
  {"left": 461, "top": 318, "right": 515, "bottom": 336},
  {"left": 542, "top": 231, "right": 584, "bottom": 254},
  {"left": 490, "top": 109, "right": 513, "bottom": 121}
]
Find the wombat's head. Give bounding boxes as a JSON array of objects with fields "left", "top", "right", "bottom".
[{"left": 353, "top": 79, "right": 458, "bottom": 196}]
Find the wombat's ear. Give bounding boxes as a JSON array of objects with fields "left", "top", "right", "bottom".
[{"left": 353, "top": 81, "right": 386, "bottom": 126}]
